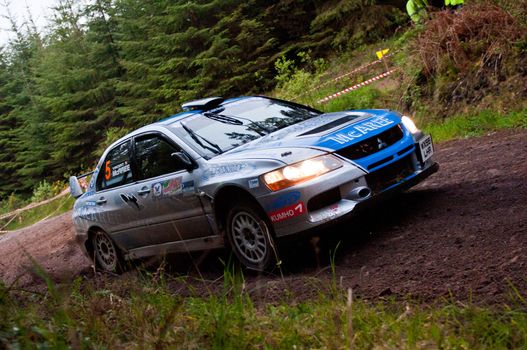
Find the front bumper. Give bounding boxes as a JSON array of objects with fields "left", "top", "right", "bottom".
[
  {"left": 272, "top": 159, "right": 438, "bottom": 237},
  {"left": 274, "top": 162, "right": 439, "bottom": 237}
]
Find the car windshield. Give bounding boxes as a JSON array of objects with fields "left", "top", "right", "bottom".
[{"left": 169, "top": 97, "right": 321, "bottom": 158}]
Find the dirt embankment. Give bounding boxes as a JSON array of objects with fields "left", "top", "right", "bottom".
[
  {"left": 0, "top": 212, "right": 91, "bottom": 287},
  {"left": 1, "top": 129, "right": 526, "bottom": 303}
]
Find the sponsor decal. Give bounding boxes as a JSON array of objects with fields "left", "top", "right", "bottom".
[
  {"left": 77, "top": 204, "right": 99, "bottom": 221},
  {"left": 152, "top": 177, "right": 182, "bottom": 197},
  {"left": 162, "top": 177, "right": 182, "bottom": 194},
  {"left": 202, "top": 163, "right": 255, "bottom": 181},
  {"left": 248, "top": 178, "right": 259, "bottom": 189},
  {"left": 325, "top": 116, "right": 394, "bottom": 145},
  {"left": 110, "top": 161, "right": 131, "bottom": 178},
  {"left": 266, "top": 191, "right": 301, "bottom": 211},
  {"left": 269, "top": 202, "right": 305, "bottom": 223},
  {"left": 153, "top": 182, "right": 163, "bottom": 196},
  {"left": 182, "top": 180, "right": 195, "bottom": 192}
]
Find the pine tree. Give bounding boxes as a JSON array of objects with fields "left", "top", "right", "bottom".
[
  {"left": 34, "top": 0, "right": 123, "bottom": 177},
  {"left": 0, "top": 3, "right": 51, "bottom": 197}
]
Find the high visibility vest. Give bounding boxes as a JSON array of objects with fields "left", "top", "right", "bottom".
[
  {"left": 445, "top": 0, "right": 464, "bottom": 6},
  {"left": 407, "top": 0, "right": 429, "bottom": 22}
]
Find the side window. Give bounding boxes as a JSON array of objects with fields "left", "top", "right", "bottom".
[
  {"left": 135, "top": 134, "right": 184, "bottom": 180},
  {"left": 97, "top": 140, "right": 133, "bottom": 191}
]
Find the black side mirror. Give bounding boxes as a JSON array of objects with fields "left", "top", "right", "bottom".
[{"left": 171, "top": 152, "right": 195, "bottom": 171}]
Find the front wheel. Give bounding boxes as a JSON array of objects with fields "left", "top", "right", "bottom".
[
  {"left": 91, "top": 230, "right": 125, "bottom": 273},
  {"left": 226, "top": 201, "right": 277, "bottom": 271}
]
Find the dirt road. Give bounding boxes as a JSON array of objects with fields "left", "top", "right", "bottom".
[{"left": 1, "top": 129, "right": 526, "bottom": 303}]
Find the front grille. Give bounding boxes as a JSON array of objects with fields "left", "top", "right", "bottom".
[
  {"left": 365, "top": 155, "right": 414, "bottom": 193},
  {"left": 307, "top": 187, "right": 341, "bottom": 212},
  {"left": 335, "top": 124, "right": 403, "bottom": 160}
]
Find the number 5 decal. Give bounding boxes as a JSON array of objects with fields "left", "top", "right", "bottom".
[{"left": 105, "top": 160, "right": 111, "bottom": 180}]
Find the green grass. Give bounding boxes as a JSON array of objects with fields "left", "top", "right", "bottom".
[
  {"left": 1, "top": 269, "right": 526, "bottom": 349},
  {"left": 421, "top": 109, "right": 527, "bottom": 143},
  {"left": 0, "top": 195, "right": 75, "bottom": 231}
]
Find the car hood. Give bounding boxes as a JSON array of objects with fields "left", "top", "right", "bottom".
[{"left": 212, "top": 109, "right": 402, "bottom": 165}]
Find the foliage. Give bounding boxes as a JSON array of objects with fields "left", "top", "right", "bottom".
[
  {"left": 30, "top": 181, "right": 55, "bottom": 202},
  {"left": 0, "top": 268, "right": 527, "bottom": 348},
  {"left": 0, "top": 0, "right": 406, "bottom": 200},
  {"left": 400, "top": 2, "right": 527, "bottom": 117},
  {"left": 273, "top": 51, "right": 327, "bottom": 101},
  {"left": 0, "top": 195, "right": 75, "bottom": 231},
  {"left": 416, "top": 3, "right": 522, "bottom": 76},
  {"left": 0, "top": 0, "right": 526, "bottom": 201},
  {"left": 0, "top": 194, "right": 27, "bottom": 214},
  {"left": 423, "top": 109, "right": 527, "bottom": 142},
  {"left": 321, "top": 86, "right": 383, "bottom": 113}
]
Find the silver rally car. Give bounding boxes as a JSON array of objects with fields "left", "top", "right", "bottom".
[{"left": 69, "top": 96, "right": 438, "bottom": 271}]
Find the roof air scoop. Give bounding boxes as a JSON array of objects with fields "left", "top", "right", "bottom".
[{"left": 181, "top": 97, "right": 224, "bottom": 111}]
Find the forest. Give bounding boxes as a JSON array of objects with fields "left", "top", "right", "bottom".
[{"left": 0, "top": 0, "right": 408, "bottom": 200}]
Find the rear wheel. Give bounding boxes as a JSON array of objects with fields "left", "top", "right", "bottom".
[
  {"left": 92, "top": 230, "right": 124, "bottom": 273},
  {"left": 226, "top": 201, "right": 277, "bottom": 271}
]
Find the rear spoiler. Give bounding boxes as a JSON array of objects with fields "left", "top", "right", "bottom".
[{"left": 69, "top": 171, "right": 95, "bottom": 199}]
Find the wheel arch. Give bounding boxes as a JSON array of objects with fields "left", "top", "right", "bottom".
[
  {"left": 84, "top": 226, "right": 105, "bottom": 258},
  {"left": 212, "top": 185, "right": 267, "bottom": 233}
]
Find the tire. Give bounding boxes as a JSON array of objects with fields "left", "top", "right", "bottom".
[
  {"left": 225, "top": 200, "right": 277, "bottom": 271},
  {"left": 91, "top": 230, "right": 125, "bottom": 273}
]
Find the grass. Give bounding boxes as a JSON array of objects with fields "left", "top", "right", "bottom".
[
  {"left": 421, "top": 109, "right": 527, "bottom": 143},
  {"left": 0, "top": 195, "right": 75, "bottom": 231},
  {"left": 1, "top": 268, "right": 526, "bottom": 349}
]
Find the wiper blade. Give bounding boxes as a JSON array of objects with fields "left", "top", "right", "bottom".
[
  {"left": 203, "top": 112, "right": 244, "bottom": 125},
  {"left": 180, "top": 123, "right": 222, "bottom": 154},
  {"left": 204, "top": 112, "right": 271, "bottom": 135}
]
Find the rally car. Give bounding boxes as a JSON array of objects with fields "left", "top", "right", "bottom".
[{"left": 69, "top": 96, "right": 438, "bottom": 271}]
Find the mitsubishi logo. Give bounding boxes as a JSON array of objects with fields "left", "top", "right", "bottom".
[{"left": 377, "top": 137, "right": 388, "bottom": 150}]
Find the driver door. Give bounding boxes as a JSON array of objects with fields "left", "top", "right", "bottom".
[{"left": 130, "top": 132, "right": 212, "bottom": 245}]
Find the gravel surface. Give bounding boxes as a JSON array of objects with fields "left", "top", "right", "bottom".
[{"left": 1, "top": 129, "right": 526, "bottom": 304}]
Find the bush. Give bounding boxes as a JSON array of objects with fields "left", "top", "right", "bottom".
[
  {"left": 31, "top": 181, "right": 55, "bottom": 203},
  {"left": 416, "top": 4, "right": 523, "bottom": 76},
  {"left": 5, "top": 194, "right": 26, "bottom": 212},
  {"left": 399, "top": 2, "right": 527, "bottom": 118}
]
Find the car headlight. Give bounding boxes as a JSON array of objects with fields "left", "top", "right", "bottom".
[
  {"left": 263, "top": 154, "right": 343, "bottom": 191},
  {"left": 401, "top": 116, "right": 420, "bottom": 134}
]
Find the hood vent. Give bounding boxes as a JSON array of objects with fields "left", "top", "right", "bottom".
[{"left": 298, "top": 115, "right": 363, "bottom": 136}]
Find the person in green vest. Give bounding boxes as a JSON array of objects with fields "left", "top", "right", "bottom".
[
  {"left": 445, "top": 0, "right": 464, "bottom": 10},
  {"left": 406, "top": 0, "right": 429, "bottom": 23}
]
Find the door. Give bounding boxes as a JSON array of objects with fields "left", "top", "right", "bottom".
[
  {"left": 130, "top": 132, "right": 212, "bottom": 245},
  {"left": 94, "top": 140, "right": 152, "bottom": 250}
]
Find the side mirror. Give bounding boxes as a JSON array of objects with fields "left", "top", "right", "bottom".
[
  {"left": 69, "top": 176, "right": 83, "bottom": 199},
  {"left": 171, "top": 152, "right": 195, "bottom": 171}
]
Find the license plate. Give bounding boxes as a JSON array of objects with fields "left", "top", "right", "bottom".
[{"left": 418, "top": 135, "right": 434, "bottom": 162}]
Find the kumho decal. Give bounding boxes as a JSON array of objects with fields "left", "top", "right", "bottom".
[
  {"left": 326, "top": 116, "right": 394, "bottom": 145},
  {"left": 269, "top": 202, "right": 305, "bottom": 223}
]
